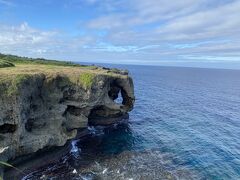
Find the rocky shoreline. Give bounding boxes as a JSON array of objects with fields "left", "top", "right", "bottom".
[
  {"left": 4, "top": 124, "right": 197, "bottom": 180},
  {"left": 0, "top": 55, "right": 135, "bottom": 179}
]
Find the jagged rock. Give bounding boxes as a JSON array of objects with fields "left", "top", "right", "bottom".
[{"left": 0, "top": 68, "right": 135, "bottom": 163}]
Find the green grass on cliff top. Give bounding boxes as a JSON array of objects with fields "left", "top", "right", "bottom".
[
  {"left": 0, "top": 53, "right": 126, "bottom": 96},
  {"left": 0, "top": 53, "right": 117, "bottom": 76},
  {"left": 0, "top": 53, "right": 86, "bottom": 67}
]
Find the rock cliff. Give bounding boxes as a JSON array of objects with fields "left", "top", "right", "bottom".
[{"left": 0, "top": 58, "right": 135, "bottom": 165}]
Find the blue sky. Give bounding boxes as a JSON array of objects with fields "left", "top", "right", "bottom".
[{"left": 0, "top": 0, "right": 240, "bottom": 68}]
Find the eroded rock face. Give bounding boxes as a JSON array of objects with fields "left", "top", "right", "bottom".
[{"left": 0, "top": 72, "right": 135, "bottom": 162}]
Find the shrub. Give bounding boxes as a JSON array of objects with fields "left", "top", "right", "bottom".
[{"left": 0, "top": 60, "right": 15, "bottom": 68}]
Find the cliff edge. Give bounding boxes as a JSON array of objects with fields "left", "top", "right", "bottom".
[{"left": 0, "top": 54, "right": 135, "bottom": 164}]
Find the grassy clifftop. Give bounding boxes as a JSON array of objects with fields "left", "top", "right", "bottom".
[
  {"left": 0, "top": 53, "right": 127, "bottom": 96},
  {"left": 0, "top": 53, "right": 84, "bottom": 67}
]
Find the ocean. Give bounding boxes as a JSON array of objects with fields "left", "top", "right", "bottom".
[{"left": 23, "top": 65, "right": 240, "bottom": 180}]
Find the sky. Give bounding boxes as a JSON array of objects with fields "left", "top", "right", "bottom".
[{"left": 0, "top": 0, "right": 240, "bottom": 68}]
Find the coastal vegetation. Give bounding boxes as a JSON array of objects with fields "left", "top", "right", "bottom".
[
  {"left": 0, "top": 53, "right": 83, "bottom": 67},
  {"left": 0, "top": 53, "right": 118, "bottom": 95},
  {"left": 79, "top": 72, "right": 96, "bottom": 88},
  {"left": 0, "top": 161, "right": 14, "bottom": 169},
  {"left": 0, "top": 59, "right": 15, "bottom": 68},
  {"left": 0, "top": 161, "right": 24, "bottom": 179}
]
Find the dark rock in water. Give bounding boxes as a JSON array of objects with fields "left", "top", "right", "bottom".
[
  {"left": 0, "top": 67, "right": 135, "bottom": 167},
  {"left": 4, "top": 121, "right": 198, "bottom": 180},
  {"left": 15, "top": 150, "right": 197, "bottom": 180}
]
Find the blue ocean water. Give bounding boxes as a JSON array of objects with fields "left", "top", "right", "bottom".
[
  {"left": 99, "top": 65, "right": 240, "bottom": 179},
  {"left": 23, "top": 65, "right": 240, "bottom": 180}
]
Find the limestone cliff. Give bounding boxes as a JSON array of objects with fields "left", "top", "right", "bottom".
[{"left": 0, "top": 57, "right": 135, "bottom": 164}]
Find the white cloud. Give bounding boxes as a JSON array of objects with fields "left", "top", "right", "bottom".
[
  {"left": 0, "top": 22, "right": 57, "bottom": 45},
  {"left": 157, "top": 1, "right": 240, "bottom": 38},
  {"left": 83, "top": 0, "right": 240, "bottom": 63},
  {"left": 87, "top": 0, "right": 215, "bottom": 29},
  {"left": 0, "top": 0, "right": 240, "bottom": 65},
  {"left": 0, "top": 22, "right": 60, "bottom": 57}
]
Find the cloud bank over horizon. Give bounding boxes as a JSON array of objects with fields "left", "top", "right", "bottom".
[{"left": 0, "top": 0, "right": 240, "bottom": 67}]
